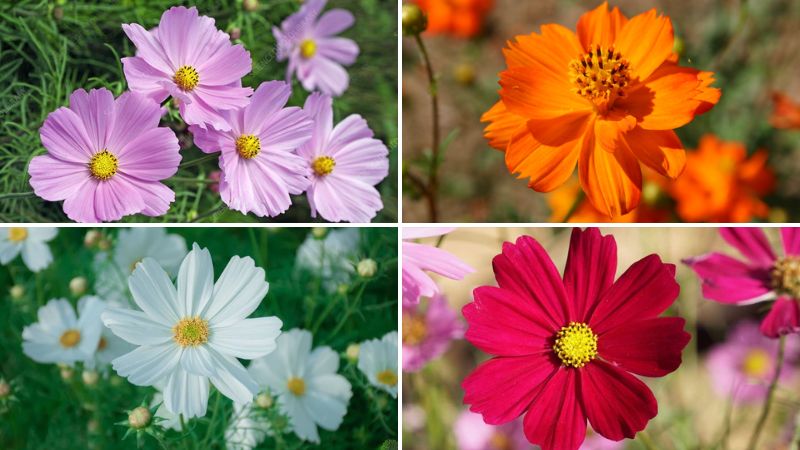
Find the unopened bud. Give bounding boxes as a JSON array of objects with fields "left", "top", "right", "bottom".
[
  {"left": 311, "top": 228, "right": 327, "bottom": 239},
  {"left": 97, "top": 239, "right": 111, "bottom": 251},
  {"left": 357, "top": 259, "right": 377, "bottom": 278},
  {"left": 346, "top": 343, "right": 360, "bottom": 362},
  {"left": 229, "top": 28, "right": 241, "bottom": 40},
  {"left": 60, "top": 365, "right": 74, "bottom": 380},
  {"left": 84, "top": 230, "right": 101, "bottom": 248},
  {"left": 337, "top": 284, "right": 349, "bottom": 295},
  {"left": 243, "top": 0, "right": 259, "bottom": 12},
  {"left": 255, "top": 392, "right": 273, "bottom": 409},
  {"left": 128, "top": 406, "right": 151, "bottom": 429},
  {"left": 87, "top": 419, "right": 100, "bottom": 434},
  {"left": 9, "top": 285, "right": 24, "bottom": 300},
  {"left": 69, "top": 277, "right": 87, "bottom": 297},
  {"left": 82, "top": 370, "right": 99, "bottom": 386},
  {"left": 402, "top": 4, "right": 428, "bottom": 36}
]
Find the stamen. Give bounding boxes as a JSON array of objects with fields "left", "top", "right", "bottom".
[
  {"left": 236, "top": 134, "right": 261, "bottom": 159},
  {"left": 89, "top": 150, "right": 118, "bottom": 181},
  {"left": 376, "top": 369, "right": 397, "bottom": 387},
  {"left": 174, "top": 66, "right": 200, "bottom": 91},
  {"left": 8, "top": 228, "right": 28, "bottom": 242},
  {"left": 311, "top": 156, "right": 335, "bottom": 176},
  {"left": 553, "top": 322, "right": 598, "bottom": 368},
  {"left": 172, "top": 317, "right": 209, "bottom": 347},
  {"left": 60, "top": 329, "right": 81, "bottom": 348},
  {"left": 287, "top": 377, "right": 306, "bottom": 396},
  {"left": 568, "top": 45, "right": 631, "bottom": 109},
  {"left": 300, "top": 39, "right": 317, "bottom": 59},
  {"left": 772, "top": 256, "right": 800, "bottom": 298}
]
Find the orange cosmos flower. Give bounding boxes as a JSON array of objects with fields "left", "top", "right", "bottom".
[
  {"left": 770, "top": 92, "right": 800, "bottom": 129},
  {"left": 669, "top": 134, "right": 775, "bottom": 223},
  {"left": 414, "top": 0, "right": 493, "bottom": 38},
  {"left": 482, "top": 2, "right": 720, "bottom": 218}
]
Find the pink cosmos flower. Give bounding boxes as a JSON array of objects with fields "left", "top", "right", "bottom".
[
  {"left": 122, "top": 6, "right": 253, "bottom": 130},
  {"left": 455, "top": 410, "right": 529, "bottom": 450},
  {"left": 462, "top": 228, "right": 690, "bottom": 450},
  {"left": 272, "top": 0, "right": 360, "bottom": 97},
  {"left": 298, "top": 92, "right": 389, "bottom": 222},
  {"left": 29, "top": 88, "right": 180, "bottom": 223},
  {"left": 403, "top": 294, "right": 464, "bottom": 372},
  {"left": 402, "top": 228, "right": 474, "bottom": 306},
  {"left": 684, "top": 228, "right": 800, "bottom": 338},
  {"left": 190, "top": 81, "right": 313, "bottom": 218},
  {"left": 706, "top": 321, "right": 797, "bottom": 403}
]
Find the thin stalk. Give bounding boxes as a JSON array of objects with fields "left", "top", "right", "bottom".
[
  {"left": 746, "top": 335, "right": 786, "bottom": 450},
  {"left": 0, "top": 191, "right": 35, "bottom": 200},
  {"left": 190, "top": 204, "right": 225, "bottom": 223},
  {"left": 413, "top": 33, "right": 440, "bottom": 222},
  {"left": 178, "top": 154, "right": 217, "bottom": 170}
]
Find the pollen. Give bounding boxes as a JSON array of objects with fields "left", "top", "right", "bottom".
[
  {"left": 402, "top": 315, "right": 427, "bottom": 346},
  {"left": 312, "top": 156, "right": 335, "bottom": 176},
  {"left": 772, "top": 256, "right": 800, "bottom": 299},
  {"left": 8, "top": 227, "right": 28, "bottom": 242},
  {"left": 376, "top": 369, "right": 397, "bottom": 387},
  {"left": 236, "top": 134, "right": 261, "bottom": 159},
  {"left": 60, "top": 329, "right": 82, "bottom": 348},
  {"left": 172, "top": 317, "right": 209, "bottom": 347},
  {"left": 741, "top": 348, "right": 770, "bottom": 378},
  {"left": 554, "top": 322, "right": 598, "bottom": 368},
  {"left": 300, "top": 39, "right": 317, "bottom": 59},
  {"left": 89, "top": 150, "right": 118, "bottom": 181},
  {"left": 174, "top": 65, "right": 200, "bottom": 91},
  {"left": 568, "top": 45, "right": 631, "bottom": 107},
  {"left": 287, "top": 377, "right": 306, "bottom": 396}
]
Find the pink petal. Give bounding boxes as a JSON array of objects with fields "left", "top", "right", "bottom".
[
  {"left": 258, "top": 107, "right": 313, "bottom": 152},
  {"left": 156, "top": 6, "right": 200, "bottom": 68},
  {"left": 121, "top": 57, "right": 171, "bottom": 103},
  {"left": 28, "top": 155, "right": 88, "bottom": 201},
  {"left": 107, "top": 90, "right": 163, "bottom": 153},
  {"left": 69, "top": 88, "right": 115, "bottom": 151},
  {"left": 243, "top": 81, "right": 292, "bottom": 135},
  {"left": 721, "top": 228, "right": 776, "bottom": 268},
  {"left": 40, "top": 107, "right": 94, "bottom": 163},
  {"left": 298, "top": 92, "right": 334, "bottom": 159},
  {"left": 196, "top": 43, "right": 252, "bottom": 86},
  {"left": 180, "top": 94, "right": 233, "bottom": 131},
  {"left": 404, "top": 241, "right": 474, "bottom": 297},
  {"left": 598, "top": 317, "right": 690, "bottom": 376},
  {"left": 308, "top": 176, "right": 382, "bottom": 222},
  {"left": 62, "top": 178, "right": 99, "bottom": 222},
  {"left": 189, "top": 125, "right": 226, "bottom": 154},
  {"left": 92, "top": 177, "right": 146, "bottom": 222},
  {"left": 781, "top": 228, "right": 800, "bottom": 257},
  {"left": 219, "top": 155, "right": 293, "bottom": 217},
  {"left": 402, "top": 228, "right": 455, "bottom": 240},
  {"left": 683, "top": 252, "right": 773, "bottom": 304},
  {"left": 761, "top": 296, "right": 800, "bottom": 338},
  {"left": 328, "top": 114, "right": 374, "bottom": 153},
  {"left": 192, "top": 85, "right": 252, "bottom": 111},
  {"left": 328, "top": 137, "right": 389, "bottom": 186},
  {"left": 300, "top": 56, "right": 349, "bottom": 97},
  {"left": 253, "top": 150, "right": 309, "bottom": 195},
  {"left": 522, "top": 369, "right": 586, "bottom": 450},
  {"left": 119, "top": 174, "right": 175, "bottom": 217},
  {"left": 121, "top": 23, "right": 175, "bottom": 74},
  {"left": 316, "top": 37, "right": 359, "bottom": 65},
  {"left": 313, "top": 9, "right": 354, "bottom": 37},
  {"left": 563, "top": 228, "right": 617, "bottom": 322},
  {"left": 117, "top": 128, "right": 181, "bottom": 180}
]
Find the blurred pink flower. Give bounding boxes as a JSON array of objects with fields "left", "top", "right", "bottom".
[
  {"left": 403, "top": 294, "right": 464, "bottom": 372},
  {"left": 402, "top": 228, "right": 474, "bottom": 306},
  {"left": 580, "top": 433, "right": 625, "bottom": 450},
  {"left": 706, "top": 321, "right": 797, "bottom": 403},
  {"left": 273, "top": 0, "right": 359, "bottom": 97},
  {"left": 122, "top": 6, "right": 252, "bottom": 130},
  {"left": 684, "top": 228, "right": 800, "bottom": 338},
  {"left": 455, "top": 410, "right": 529, "bottom": 450},
  {"left": 208, "top": 170, "right": 221, "bottom": 193}
]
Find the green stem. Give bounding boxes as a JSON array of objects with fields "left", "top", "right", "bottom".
[
  {"left": 190, "top": 204, "right": 225, "bottom": 223},
  {"left": 0, "top": 191, "right": 35, "bottom": 200},
  {"left": 413, "top": 33, "right": 440, "bottom": 223},
  {"left": 179, "top": 154, "right": 217, "bottom": 169},
  {"left": 170, "top": 177, "right": 216, "bottom": 184},
  {"left": 638, "top": 430, "right": 660, "bottom": 450},
  {"left": 746, "top": 335, "right": 786, "bottom": 450}
]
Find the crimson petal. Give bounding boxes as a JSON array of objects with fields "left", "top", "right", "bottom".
[{"left": 598, "top": 317, "right": 690, "bottom": 376}]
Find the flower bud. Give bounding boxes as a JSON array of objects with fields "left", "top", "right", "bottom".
[
  {"left": 87, "top": 419, "right": 100, "bottom": 434},
  {"left": 69, "top": 277, "right": 88, "bottom": 297},
  {"left": 82, "top": 370, "right": 99, "bottom": 386},
  {"left": 346, "top": 343, "right": 360, "bottom": 362},
  {"left": 128, "top": 406, "right": 151, "bottom": 429},
  {"left": 255, "top": 392, "right": 273, "bottom": 409},
  {"left": 357, "top": 259, "right": 377, "bottom": 278},
  {"left": 60, "top": 365, "right": 74, "bottom": 380},
  {"left": 454, "top": 63, "right": 476, "bottom": 86},
  {"left": 243, "top": 0, "right": 259, "bottom": 12},
  {"left": 9, "top": 285, "right": 24, "bottom": 300},
  {"left": 230, "top": 27, "right": 242, "bottom": 40},
  {"left": 337, "top": 284, "right": 349, "bottom": 296},
  {"left": 97, "top": 238, "right": 112, "bottom": 252},
  {"left": 84, "top": 230, "right": 101, "bottom": 248},
  {"left": 402, "top": 4, "right": 428, "bottom": 36},
  {"left": 311, "top": 227, "right": 327, "bottom": 239}
]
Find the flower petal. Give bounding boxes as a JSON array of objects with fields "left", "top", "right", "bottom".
[
  {"left": 121, "top": 23, "right": 175, "bottom": 74},
  {"left": 598, "top": 317, "right": 690, "bottom": 376},
  {"left": 117, "top": 128, "right": 181, "bottom": 180},
  {"left": 782, "top": 228, "right": 800, "bottom": 257},
  {"left": 121, "top": 57, "right": 170, "bottom": 103},
  {"left": 576, "top": 3, "right": 628, "bottom": 50},
  {"left": 208, "top": 349, "right": 259, "bottom": 404},
  {"left": 107, "top": 90, "right": 163, "bottom": 152},
  {"left": 177, "top": 243, "right": 215, "bottom": 317},
  {"left": 720, "top": 228, "right": 776, "bottom": 268},
  {"left": 243, "top": 81, "right": 291, "bottom": 135},
  {"left": 682, "top": 252, "right": 773, "bottom": 304},
  {"left": 39, "top": 107, "right": 94, "bottom": 163},
  {"left": 500, "top": 67, "right": 592, "bottom": 120},
  {"left": 481, "top": 100, "right": 526, "bottom": 151},
  {"left": 760, "top": 296, "right": 800, "bottom": 338},
  {"left": 314, "top": 9, "right": 354, "bottom": 37},
  {"left": 623, "top": 127, "right": 685, "bottom": 179},
  {"left": 522, "top": 368, "right": 586, "bottom": 450},
  {"left": 164, "top": 368, "right": 209, "bottom": 419},
  {"left": 180, "top": 345, "right": 217, "bottom": 377},
  {"left": 205, "top": 255, "right": 268, "bottom": 327},
  {"left": 111, "top": 342, "right": 181, "bottom": 386},
  {"left": 69, "top": 88, "right": 115, "bottom": 151},
  {"left": 614, "top": 9, "right": 674, "bottom": 81},
  {"left": 578, "top": 128, "right": 642, "bottom": 218},
  {"left": 209, "top": 317, "right": 282, "bottom": 359},
  {"left": 563, "top": 228, "right": 617, "bottom": 321},
  {"left": 129, "top": 257, "right": 181, "bottom": 325},
  {"left": 101, "top": 307, "right": 173, "bottom": 345},
  {"left": 28, "top": 155, "right": 88, "bottom": 202}
]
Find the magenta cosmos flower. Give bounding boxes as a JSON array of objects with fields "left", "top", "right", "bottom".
[
  {"left": 706, "top": 321, "right": 797, "bottom": 403},
  {"left": 122, "top": 6, "right": 252, "bottom": 130},
  {"left": 684, "top": 228, "right": 800, "bottom": 338},
  {"left": 190, "top": 81, "right": 312, "bottom": 217},
  {"left": 273, "top": 0, "right": 359, "bottom": 97},
  {"left": 402, "top": 228, "right": 474, "bottom": 306},
  {"left": 403, "top": 294, "right": 464, "bottom": 372},
  {"left": 29, "top": 88, "right": 180, "bottom": 223},
  {"left": 462, "top": 228, "right": 690, "bottom": 450},
  {"left": 298, "top": 92, "right": 389, "bottom": 222}
]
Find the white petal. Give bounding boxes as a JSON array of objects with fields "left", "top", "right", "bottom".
[
  {"left": 76, "top": 296, "right": 106, "bottom": 357},
  {"left": 37, "top": 298, "right": 76, "bottom": 333},
  {"left": 101, "top": 307, "right": 173, "bottom": 345},
  {"left": 306, "top": 346, "right": 339, "bottom": 375},
  {"left": 305, "top": 381, "right": 351, "bottom": 431},
  {"left": 0, "top": 241, "right": 20, "bottom": 264},
  {"left": 112, "top": 342, "right": 181, "bottom": 386},
  {"left": 164, "top": 368, "right": 209, "bottom": 419},
  {"left": 209, "top": 317, "right": 282, "bottom": 359},
  {"left": 247, "top": 356, "right": 288, "bottom": 394},
  {"left": 22, "top": 323, "right": 57, "bottom": 342},
  {"left": 206, "top": 256, "right": 268, "bottom": 327},
  {"left": 129, "top": 258, "right": 180, "bottom": 325},
  {"left": 180, "top": 345, "right": 218, "bottom": 377},
  {"left": 308, "top": 373, "right": 353, "bottom": 402},
  {"left": 26, "top": 227, "right": 58, "bottom": 241},
  {"left": 21, "top": 241, "right": 53, "bottom": 272},
  {"left": 22, "top": 341, "right": 68, "bottom": 363},
  {"left": 282, "top": 395, "right": 320, "bottom": 443},
  {"left": 208, "top": 349, "right": 259, "bottom": 404},
  {"left": 177, "top": 243, "right": 215, "bottom": 317}
]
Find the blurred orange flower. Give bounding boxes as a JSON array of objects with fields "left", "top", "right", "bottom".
[
  {"left": 414, "top": 0, "right": 493, "bottom": 38},
  {"left": 482, "top": 2, "right": 720, "bottom": 218},
  {"left": 770, "top": 92, "right": 800, "bottom": 129},
  {"left": 669, "top": 135, "right": 775, "bottom": 222},
  {"left": 548, "top": 176, "right": 670, "bottom": 223}
]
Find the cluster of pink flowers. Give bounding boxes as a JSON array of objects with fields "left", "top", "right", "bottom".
[{"left": 28, "top": 3, "right": 387, "bottom": 223}]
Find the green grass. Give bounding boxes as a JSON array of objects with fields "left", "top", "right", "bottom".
[
  {"left": 0, "top": 227, "right": 398, "bottom": 449},
  {"left": 0, "top": 0, "right": 398, "bottom": 223}
]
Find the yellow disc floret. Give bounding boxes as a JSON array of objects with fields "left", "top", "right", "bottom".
[
  {"left": 742, "top": 348, "right": 770, "bottom": 378},
  {"left": 554, "top": 322, "right": 598, "bottom": 368},
  {"left": 8, "top": 227, "right": 28, "bottom": 242},
  {"left": 172, "top": 317, "right": 209, "bottom": 347},
  {"left": 236, "top": 134, "right": 261, "bottom": 159},
  {"left": 568, "top": 45, "right": 631, "bottom": 108},
  {"left": 300, "top": 39, "right": 317, "bottom": 59},
  {"left": 60, "top": 329, "right": 82, "bottom": 348},
  {"left": 89, "top": 150, "right": 118, "bottom": 181},
  {"left": 312, "top": 156, "right": 335, "bottom": 176},
  {"left": 174, "top": 65, "right": 200, "bottom": 91},
  {"left": 287, "top": 377, "right": 306, "bottom": 396},
  {"left": 376, "top": 369, "right": 397, "bottom": 387},
  {"left": 772, "top": 256, "right": 800, "bottom": 299},
  {"left": 402, "top": 314, "right": 427, "bottom": 346}
]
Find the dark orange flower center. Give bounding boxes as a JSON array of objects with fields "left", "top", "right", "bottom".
[
  {"left": 772, "top": 256, "right": 800, "bottom": 298},
  {"left": 568, "top": 45, "right": 631, "bottom": 110}
]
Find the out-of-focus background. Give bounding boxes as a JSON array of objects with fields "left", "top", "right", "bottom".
[
  {"left": 402, "top": 0, "right": 800, "bottom": 223},
  {"left": 403, "top": 227, "right": 800, "bottom": 449}
]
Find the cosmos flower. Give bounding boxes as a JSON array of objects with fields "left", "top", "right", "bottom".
[
  {"left": 101, "top": 244, "right": 282, "bottom": 418},
  {"left": 0, "top": 227, "right": 58, "bottom": 272},
  {"left": 22, "top": 297, "right": 106, "bottom": 365},
  {"left": 684, "top": 228, "right": 800, "bottom": 338},
  {"left": 668, "top": 135, "right": 775, "bottom": 223},
  {"left": 224, "top": 402, "right": 269, "bottom": 450},
  {"left": 481, "top": 2, "right": 719, "bottom": 218},
  {"left": 122, "top": 6, "right": 253, "bottom": 130},
  {"left": 454, "top": 409, "right": 529, "bottom": 450},
  {"left": 771, "top": 92, "right": 800, "bottom": 129},
  {"left": 414, "top": 0, "right": 494, "bottom": 38},
  {"left": 547, "top": 176, "right": 670, "bottom": 223},
  {"left": 297, "top": 92, "right": 389, "bottom": 223},
  {"left": 402, "top": 228, "right": 474, "bottom": 306},
  {"left": 84, "top": 302, "right": 134, "bottom": 371},
  {"left": 29, "top": 88, "right": 181, "bottom": 222},
  {"left": 462, "top": 228, "right": 690, "bottom": 450},
  {"left": 403, "top": 294, "right": 464, "bottom": 372},
  {"left": 248, "top": 329, "right": 352, "bottom": 443},
  {"left": 273, "top": 0, "right": 359, "bottom": 96},
  {"left": 190, "top": 81, "right": 313, "bottom": 217},
  {"left": 295, "top": 228, "right": 360, "bottom": 293},
  {"left": 358, "top": 331, "right": 398, "bottom": 398}
]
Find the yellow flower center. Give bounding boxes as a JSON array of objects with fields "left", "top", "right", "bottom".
[
  {"left": 402, "top": 314, "right": 427, "bottom": 346},
  {"left": 553, "top": 322, "right": 598, "bottom": 368},
  {"left": 376, "top": 369, "right": 397, "bottom": 387},
  {"left": 287, "top": 377, "right": 306, "bottom": 396},
  {"left": 174, "top": 65, "right": 200, "bottom": 91},
  {"left": 172, "top": 317, "right": 209, "bottom": 347},
  {"left": 8, "top": 228, "right": 28, "bottom": 242},
  {"left": 89, "top": 150, "right": 118, "bottom": 181},
  {"left": 236, "top": 134, "right": 261, "bottom": 159},
  {"left": 772, "top": 256, "right": 800, "bottom": 298},
  {"left": 742, "top": 348, "right": 770, "bottom": 378},
  {"left": 97, "top": 336, "right": 108, "bottom": 351},
  {"left": 311, "top": 156, "right": 335, "bottom": 176},
  {"left": 489, "top": 432, "right": 513, "bottom": 450},
  {"left": 300, "top": 39, "right": 317, "bottom": 59},
  {"left": 568, "top": 45, "right": 631, "bottom": 108},
  {"left": 60, "top": 329, "right": 82, "bottom": 348}
]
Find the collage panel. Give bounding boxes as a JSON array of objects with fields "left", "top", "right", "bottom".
[{"left": 0, "top": 226, "right": 398, "bottom": 449}]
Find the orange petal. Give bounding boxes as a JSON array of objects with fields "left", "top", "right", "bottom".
[
  {"left": 481, "top": 100, "right": 526, "bottom": 151},
  {"left": 595, "top": 111, "right": 636, "bottom": 152},
  {"left": 526, "top": 110, "right": 593, "bottom": 146},
  {"left": 576, "top": 2, "right": 628, "bottom": 50},
  {"left": 618, "top": 65, "right": 704, "bottom": 130},
  {"left": 578, "top": 126, "right": 642, "bottom": 217},
  {"left": 694, "top": 71, "right": 721, "bottom": 115},
  {"left": 771, "top": 92, "right": 800, "bottom": 129},
  {"left": 614, "top": 9, "right": 674, "bottom": 81},
  {"left": 499, "top": 67, "right": 591, "bottom": 119},
  {"left": 504, "top": 24, "right": 584, "bottom": 76},
  {"left": 506, "top": 122, "right": 583, "bottom": 192},
  {"left": 739, "top": 149, "right": 776, "bottom": 196},
  {"left": 623, "top": 127, "right": 685, "bottom": 179}
]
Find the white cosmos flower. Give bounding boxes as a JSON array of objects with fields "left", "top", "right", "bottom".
[
  {"left": 101, "top": 243, "right": 282, "bottom": 419},
  {"left": 151, "top": 392, "right": 181, "bottom": 431},
  {"left": 83, "top": 299, "right": 134, "bottom": 371},
  {"left": 357, "top": 331, "right": 398, "bottom": 398},
  {"left": 295, "top": 228, "right": 359, "bottom": 293},
  {"left": 0, "top": 227, "right": 58, "bottom": 272},
  {"left": 225, "top": 402, "right": 270, "bottom": 450},
  {"left": 94, "top": 228, "right": 187, "bottom": 307},
  {"left": 22, "top": 296, "right": 106, "bottom": 364},
  {"left": 248, "top": 329, "right": 352, "bottom": 443}
]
